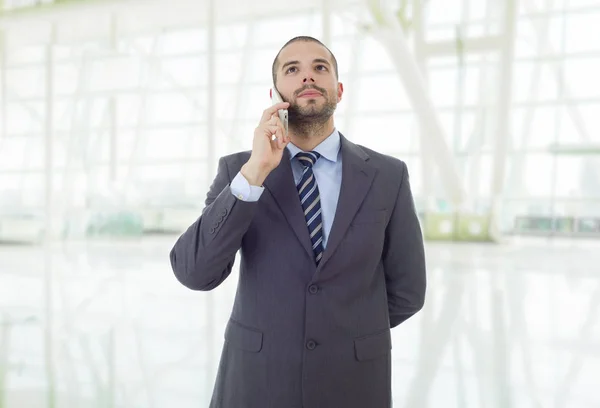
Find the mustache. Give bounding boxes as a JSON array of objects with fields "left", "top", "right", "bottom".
[{"left": 294, "top": 85, "right": 327, "bottom": 97}]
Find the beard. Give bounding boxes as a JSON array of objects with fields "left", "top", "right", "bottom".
[{"left": 286, "top": 86, "right": 337, "bottom": 138}]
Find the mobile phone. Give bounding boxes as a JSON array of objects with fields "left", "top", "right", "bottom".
[{"left": 270, "top": 88, "right": 288, "bottom": 136}]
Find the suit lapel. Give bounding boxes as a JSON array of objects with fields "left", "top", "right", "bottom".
[
  {"left": 263, "top": 150, "right": 315, "bottom": 262},
  {"left": 262, "top": 134, "right": 377, "bottom": 273},
  {"left": 315, "top": 134, "right": 376, "bottom": 276}
]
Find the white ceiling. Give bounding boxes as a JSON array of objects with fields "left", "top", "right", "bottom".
[{"left": 0, "top": 0, "right": 364, "bottom": 47}]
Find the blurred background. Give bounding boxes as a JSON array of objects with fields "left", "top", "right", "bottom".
[{"left": 0, "top": 0, "right": 599, "bottom": 407}]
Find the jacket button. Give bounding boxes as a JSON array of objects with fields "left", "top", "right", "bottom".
[
  {"left": 308, "top": 285, "right": 318, "bottom": 294},
  {"left": 306, "top": 340, "right": 317, "bottom": 350},
  {"left": 209, "top": 227, "right": 215, "bottom": 234},
  {"left": 221, "top": 209, "right": 228, "bottom": 216}
]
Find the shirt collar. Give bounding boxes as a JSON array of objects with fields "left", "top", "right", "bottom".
[{"left": 286, "top": 128, "right": 340, "bottom": 163}]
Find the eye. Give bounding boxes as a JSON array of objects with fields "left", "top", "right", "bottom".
[
  {"left": 285, "top": 66, "right": 297, "bottom": 74},
  {"left": 316, "top": 64, "right": 328, "bottom": 71}
]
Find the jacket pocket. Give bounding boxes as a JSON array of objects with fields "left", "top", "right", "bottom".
[
  {"left": 354, "top": 329, "right": 392, "bottom": 361},
  {"left": 225, "top": 318, "right": 263, "bottom": 353}
]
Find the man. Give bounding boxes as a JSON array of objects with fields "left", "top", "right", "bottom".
[{"left": 169, "top": 36, "right": 426, "bottom": 408}]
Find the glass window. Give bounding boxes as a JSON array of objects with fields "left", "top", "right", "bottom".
[
  {"left": 563, "top": 57, "right": 600, "bottom": 98},
  {"left": 5, "top": 45, "right": 45, "bottom": 66},
  {"left": 216, "top": 23, "right": 250, "bottom": 50},
  {"left": 428, "top": 67, "right": 458, "bottom": 107},
  {"left": 565, "top": 10, "right": 600, "bottom": 52},
  {"left": 464, "top": 154, "right": 493, "bottom": 196},
  {"left": 554, "top": 156, "right": 584, "bottom": 197},
  {"left": 357, "top": 37, "right": 395, "bottom": 74},
  {"left": 351, "top": 113, "right": 417, "bottom": 154},
  {"left": 354, "top": 74, "right": 412, "bottom": 113},
  {"left": 328, "top": 38, "right": 356, "bottom": 78},
  {"left": 89, "top": 57, "right": 141, "bottom": 91},
  {"left": 566, "top": 0, "right": 600, "bottom": 10},
  {"left": 456, "top": 111, "right": 478, "bottom": 152},
  {"left": 6, "top": 102, "right": 44, "bottom": 135},
  {"left": 247, "top": 49, "right": 277, "bottom": 84},
  {"left": 574, "top": 104, "right": 600, "bottom": 142},
  {"left": 160, "top": 28, "right": 207, "bottom": 55},
  {"left": 153, "top": 56, "right": 207, "bottom": 89},
  {"left": 511, "top": 106, "right": 559, "bottom": 149},
  {"left": 425, "top": 0, "right": 465, "bottom": 25},
  {"left": 252, "top": 14, "right": 320, "bottom": 47},
  {"left": 520, "top": 153, "right": 555, "bottom": 196},
  {"left": 55, "top": 63, "right": 82, "bottom": 96},
  {"left": 216, "top": 52, "right": 244, "bottom": 85},
  {"left": 145, "top": 93, "right": 206, "bottom": 125},
  {"left": 513, "top": 61, "right": 560, "bottom": 102},
  {"left": 6, "top": 66, "right": 44, "bottom": 99},
  {"left": 558, "top": 105, "right": 586, "bottom": 144}
]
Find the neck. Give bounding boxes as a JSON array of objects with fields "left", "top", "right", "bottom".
[{"left": 288, "top": 118, "right": 335, "bottom": 152}]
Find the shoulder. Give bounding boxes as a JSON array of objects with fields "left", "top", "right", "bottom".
[
  {"left": 219, "top": 150, "right": 252, "bottom": 174},
  {"left": 353, "top": 143, "right": 407, "bottom": 175},
  {"left": 345, "top": 140, "right": 410, "bottom": 196}
]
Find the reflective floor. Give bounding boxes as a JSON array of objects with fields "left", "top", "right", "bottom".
[{"left": 1, "top": 236, "right": 599, "bottom": 407}]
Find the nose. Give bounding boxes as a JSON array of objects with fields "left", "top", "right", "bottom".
[{"left": 303, "top": 76, "right": 315, "bottom": 83}]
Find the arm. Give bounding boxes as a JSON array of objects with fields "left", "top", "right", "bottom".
[
  {"left": 169, "top": 157, "right": 260, "bottom": 291},
  {"left": 170, "top": 101, "right": 290, "bottom": 291},
  {"left": 383, "top": 161, "right": 427, "bottom": 328}
]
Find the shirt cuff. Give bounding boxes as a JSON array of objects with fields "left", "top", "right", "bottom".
[{"left": 230, "top": 170, "right": 265, "bottom": 202}]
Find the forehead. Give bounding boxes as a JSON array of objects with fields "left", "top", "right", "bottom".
[{"left": 277, "top": 41, "right": 333, "bottom": 66}]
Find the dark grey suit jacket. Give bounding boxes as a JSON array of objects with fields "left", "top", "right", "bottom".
[{"left": 170, "top": 133, "right": 426, "bottom": 408}]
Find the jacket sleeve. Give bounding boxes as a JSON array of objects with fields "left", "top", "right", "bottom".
[
  {"left": 383, "top": 161, "right": 427, "bottom": 328},
  {"left": 169, "top": 156, "right": 259, "bottom": 291}
]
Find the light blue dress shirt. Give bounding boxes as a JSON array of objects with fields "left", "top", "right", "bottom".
[{"left": 230, "top": 129, "right": 343, "bottom": 248}]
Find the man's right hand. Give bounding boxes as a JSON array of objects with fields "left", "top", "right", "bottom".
[{"left": 241, "top": 102, "right": 290, "bottom": 186}]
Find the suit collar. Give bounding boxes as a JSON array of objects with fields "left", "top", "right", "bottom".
[{"left": 286, "top": 129, "right": 341, "bottom": 163}]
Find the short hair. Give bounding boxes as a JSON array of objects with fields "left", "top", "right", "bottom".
[{"left": 272, "top": 36, "right": 339, "bottom": 85}]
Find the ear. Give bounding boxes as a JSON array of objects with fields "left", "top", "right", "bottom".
[{"left": 337, "top": 82, "right": 344, "bottom": 102}]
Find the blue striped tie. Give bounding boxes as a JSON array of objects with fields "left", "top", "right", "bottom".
[{"left": 296, "top": 152, "right": 324, "bottom": 265}]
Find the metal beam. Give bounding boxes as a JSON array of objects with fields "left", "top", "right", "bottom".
[
  {"left": 0, "top": 29, "right": 5, "bottom": 144},
  {"left": 322, "top": 0, "right": 332, "bottom": 45},
  {"left": 423, "top": 35, "right": 504, "bottom": 57},
  {"left": 340, "top": 30, "right": 363, "bottom": 137},
  {"left": 43, "top": 24, "right": 57, "bottom": 408},
  {"left": 0, "top": 316, "right": 9, "bottom": 408},
  {"left": 365, "top": 0, "right": 467, "bottom": 207},
  {"left": 489, "top": 0, "right": 517, "bottom": 238},
  {"left": 44, "top": 24, "right": 56, "bottom": 239},
  {"left": 413, "top": 0, "right": 435, "bottom": 210},
  {"left": 206, "top": 0, "right": 217, "bottom": 400},
  {"left": 109, "top": 13, "right": 118, "bottom": 183},
  {"left": 225, "top": 18, "right": 255, "bottom": 154}
]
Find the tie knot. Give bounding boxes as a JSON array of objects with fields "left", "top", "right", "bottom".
[{"left": 296, "top": 151, "right": 321, "bottom": 169}]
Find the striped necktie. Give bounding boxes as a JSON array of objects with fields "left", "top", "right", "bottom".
[{"left": 296, "top": 151, "right": 324, "bottom": 265}]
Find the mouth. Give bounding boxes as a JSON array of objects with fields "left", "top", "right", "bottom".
[{"left": 298, "top": 91, "right": 323, "bottom": 98}]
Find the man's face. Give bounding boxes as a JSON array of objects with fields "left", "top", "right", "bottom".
[{"left": 274, "top": 41, "right": 343, "bottom": 125}]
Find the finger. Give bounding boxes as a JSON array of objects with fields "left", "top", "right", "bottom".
[
  {"left": 264, "top": 125, "right": 280, "bottom": 140},
  {"left": 264, "top": 119, "right": 284, "bottom": 136},
  {"left": 267, "top": 114, "right": 278, "bottom": 126},
  {"left": 273, "top": 116, "right": 289, "bottom": 143},
  {"left": 275, "top": 126, "right": 285, "bottom": 149},
  {"left": 271, "top": 118, "right": 287, "bottom": 147},
  {"left": 260, "top": 102, "right": 290, "bottom": 123},
  {"left": 265, "top": 124, "right": 283, "bottom": 148}
]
